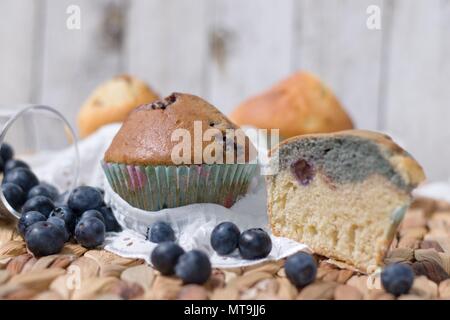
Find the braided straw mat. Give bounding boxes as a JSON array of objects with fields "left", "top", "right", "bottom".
[{"left": 0, "top": 197, "right": 450, "bottom": 300}]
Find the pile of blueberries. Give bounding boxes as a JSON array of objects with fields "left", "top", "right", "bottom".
[{"left": 0, "top": 143, "right": 121, "bottom": 257}]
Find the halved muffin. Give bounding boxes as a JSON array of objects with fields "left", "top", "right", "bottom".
[{"left": 266, "top": 130, "right": 425, "bottom": 272}]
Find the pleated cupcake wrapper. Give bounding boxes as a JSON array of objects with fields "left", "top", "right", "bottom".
[{"left": 101, "top": 162, "right": 257, "bottom": 211}]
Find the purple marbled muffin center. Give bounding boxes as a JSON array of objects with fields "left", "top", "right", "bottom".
[{"left": 291, "top": 159, "right": 315, "bottom": 186}]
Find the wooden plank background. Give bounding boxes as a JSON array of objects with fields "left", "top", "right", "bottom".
[{"left": 0, "top": 0, "right": 448, "bottom": 181}]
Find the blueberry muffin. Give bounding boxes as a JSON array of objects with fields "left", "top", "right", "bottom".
[
  {"left": 266, "top": 130, "right": 425, "bottom": 272},
  {"left": 103, "top": 93, "right": 257, "bottom": 211},
  {"left": 230, "top": 71, "right": 353, "bottom": 139},
  {"left": 77, "top": 75, "right": 159, "bottom": 138}
]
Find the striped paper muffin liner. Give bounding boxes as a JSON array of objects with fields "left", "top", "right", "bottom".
[{"left": 101, "top": 162, "right": 258, "bottom": 211}]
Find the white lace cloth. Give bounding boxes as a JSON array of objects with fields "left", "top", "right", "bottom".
[{"left": 25, "top": 124, "right": 450, "bottom": 268}]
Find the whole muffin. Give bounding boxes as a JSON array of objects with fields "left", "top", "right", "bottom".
[
  {"left": 266, "top": 130, "right": 425, "bottom": 272},
  {"left": 77, "top": 75, "right": 159, "bottom": 138},
  {"left": 103, "top": 93, "right": 257, "bottom": 211},
  {"left": 230, "top": 71, "right": 354, "bottom": 139}
]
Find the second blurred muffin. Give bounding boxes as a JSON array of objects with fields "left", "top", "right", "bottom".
[
  {"left": 230, "top": 71, "right": 354, "bottom": 139},
  {"left": 77, "top": 75, "right": 159, "bottom": 138}
]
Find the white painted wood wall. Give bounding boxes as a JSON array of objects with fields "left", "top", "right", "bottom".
[{"left": 0, "top": 0, "right": 449, "bottom": 181}]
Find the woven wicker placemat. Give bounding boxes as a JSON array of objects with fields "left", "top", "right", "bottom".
[{"left": 0, "top": 196, "right": 449, "bottom": 300}]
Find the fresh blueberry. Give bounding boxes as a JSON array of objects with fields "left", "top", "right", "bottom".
[
  {"left": 25, "top": 221, "right": 65, "bottom": 256},
  {"left": 27, "top": 182, "right": 59, "bottom": 201},
  {"left": 4, "top": 159, "right": 30, "bottom": 173},
  {"left": 210, "top": 222, "right": 240, "bottom": 255},
  {"left": 17, "top": 211, "right": 47, "bottom": 237},
  {"left": 238, "top": 228, "right": 272, "bottom": 260},
  {"left": 98, "top": 206, "right": 121, "bottom": 232},
  {"left": 68, "top": 186, "right": 103, "bottom": 215},
  {"left": 285, "top": 252, "right": 317, "bottom": 287},
  {"left": 49, "top": 206, "right": 77, "bottom": 234},
  {"left": 0, "top": 143, "right": 14, "bottom": 163},
  {"left": 381, "top": 263, "right": 414, "bottom": 297},
  {"left": 75, "top": 217, "right": 105, "bottom": 249},
  {"left": 80, "top": 209, "right": 105, "bottom": 223},
  {"left": 151, "top": 242, "right": 185, "bottom": 275},
  {"left": 47, "top": 216, "right": 70, "bottom": 241},
  {"left": 96, "top": 187, "right": 105, "bottom": 197},
  {"left": 148, "top": 221, "right": 175, "bottom": 243},
  {"left": 175, "top": 250, "right": 211, "bottom": 284},
  {"left": 79, "top": 210, "right": 106, "bottom": 226},
  {"left": 1, "top": 182, "right": 26, "bottom": 210},
  {"left": 4, "top": 168, "right": 39, "bottom": 193},
  {"left": 21, "top": 196, "right": 55, "bottom": 217}
]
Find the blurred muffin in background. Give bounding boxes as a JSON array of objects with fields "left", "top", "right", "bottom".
[
  {"left": 230, "top": 71, "right": 354, "bottom": 139},
  {"left": 77, "top": 75, "right": 159, "bottom": 138}
]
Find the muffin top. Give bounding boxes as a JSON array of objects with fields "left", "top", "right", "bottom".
[{"left": 104, "top": 93, "right": 254, "bottom": 165}]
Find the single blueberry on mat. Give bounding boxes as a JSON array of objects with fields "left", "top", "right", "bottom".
[
  {"left": 17, "top": 211, "right": 47, "bottom": 237},
  {"left": 47, "top": 216, "right": 70, "bottom": 241},
  {"left": 99, "top": 206, "right": 121, "bottom": 232},
  {"left": 175, "top": 250, "right": 211, "bottom": 285},
  {"left": 3, "top": 167, "right": 39, "bottom": 193},
  {"left": 238, "top": 228, "right": 272, "bottom": 260},
  {"left": 285, "top": 252, "right": 317, "bottom": 287},
  {"left": 381, "top": 263, "right": 414, "bottom": 297},
  {"left": 4, "top": 159, "right": 30, "bottom": 173},
  {"left": 151, "top": 242, "right": 185, "bottom": 275},
  {"left": 22, "top": 195, "right": 55, "bottom": 217},
  {"left": 75, "top": 217, "right": 105, "bottom": 249},
  {"left": 148, "top": 221, "right": 175, "bottom": 243},
  {"left": 210, "top": 221, "right": 240, "bottom": 255},
  {"left": 25, "top": 221, "right": 66, "bottom": 256},
  {"left": 0, "top": 143, "right": 14, "bottom": 163},
  {"left": 68, "top": 186, "right": 103, "bottom": 215},
  {"left": 49, "top": 206, "right": 77, "bottom": 234},
  {"left": 28, "top": 182, "right": 59, "bottom": 201},
  {"left": 1, "top": 182, "right": 26, "bottom": 210},
  {"left": 80, "top": 209, "right": 105, "bottom": 223}
]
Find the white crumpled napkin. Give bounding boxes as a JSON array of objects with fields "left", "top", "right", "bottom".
[
  {"left": 103, "top": 172, "right": 306, "bottom": 267},
  {"left": 25, "top": 124, "right": 450, "bottom": 268},
  {"left": 26, "top": 124, "right": 306, "bottom": 268}
]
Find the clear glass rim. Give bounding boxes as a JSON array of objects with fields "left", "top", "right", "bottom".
[{"left": 0, "top": 105, "right": 80, "bottom": 220}]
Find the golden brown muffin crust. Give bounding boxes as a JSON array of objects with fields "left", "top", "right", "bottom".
[
  {"left": 230, "top": 72, "right": 354, "bottom": 138},
  {"left": 104, "top": 93, "right": 254, "bottom": 165}
]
